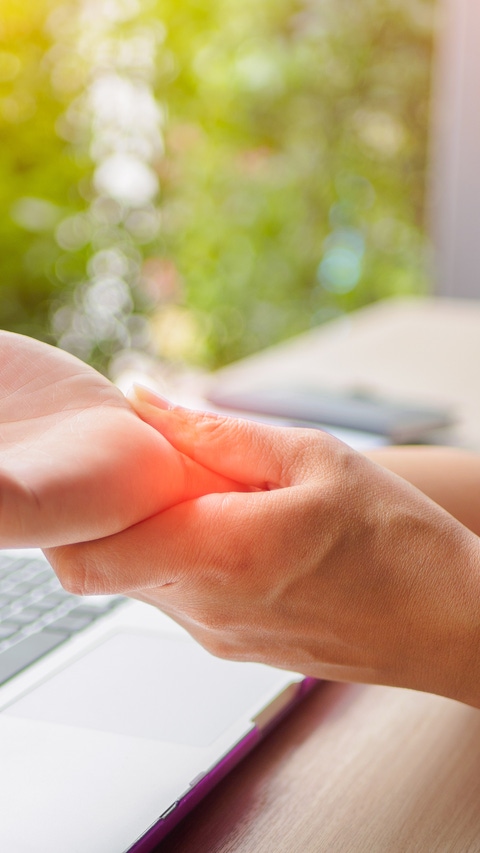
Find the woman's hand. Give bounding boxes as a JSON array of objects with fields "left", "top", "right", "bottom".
[
  {"left": 0, "top": 333, "right": 242, "bottom": 548},
  {"left": 46, "top": 388, "right": 480, "bottom": 708}
]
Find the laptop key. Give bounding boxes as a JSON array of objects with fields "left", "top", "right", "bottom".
[
  {"left": 10, "top": 608, "right": 42, "bottom": 626},
  {"left": 0, "top": 630, "right": 69, "bottom": 686},
  {"left": 48, "top": 614, "right": 95, "bottom": 635},
  {"left": 35, "top": 592, "right": 74, "bottom": 612},
  {"left": 10, "top": 581, "right": 42, "bottom": 596}
]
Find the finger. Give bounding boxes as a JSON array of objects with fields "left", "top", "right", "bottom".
[
  {"left": 128, "top": 385, "right": 330, "bottom": 489},
  {"left": 44, "top": 490, "right": 262, "bottom": 596}
]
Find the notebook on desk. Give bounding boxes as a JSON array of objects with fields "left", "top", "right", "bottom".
[
  {"left": 206, "top": 386, "right": 454, "bottom": 445},
  {"left": 0, "top": 548, "right": 314, "bottom": 853}
]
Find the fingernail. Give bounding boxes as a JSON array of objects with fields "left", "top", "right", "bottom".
[{"left": 128, "top": 384, "right": 173, "bottom": 410}]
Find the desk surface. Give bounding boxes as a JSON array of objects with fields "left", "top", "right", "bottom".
[
  {"left": 160, "top": 297, "right": 480, "bottom": 852},
  {"left": 161, "top": 683, "right": 480, "bottom": 852},
  {"left": 207, "top": 296, "right": 480, "bottom": 450}
]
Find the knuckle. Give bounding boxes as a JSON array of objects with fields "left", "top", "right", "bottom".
[
  {"left": 285, "top": 427, "right": 353, "bottom": 483},
  {"left": 175, "top": 410, "right": 233, "bottom": 462},
  {"left": 264, "top": 427, "right": 322, "bottom": 486},
  {"left": 196, "top": 412, "right": 234, "bottom": 442},
  {"left": 203, "top": 633, "right": 243, "bottom": 662},
  {"left": 184, "top": 600, "right": 234, "bottom": 636},
  {"left": 45, "top": 545, "right": 103, "bottom": 597}
]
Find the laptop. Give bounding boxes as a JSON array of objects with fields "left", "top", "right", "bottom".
[{"left": 0, "top": 547, "right": 314, "bottom": 852}]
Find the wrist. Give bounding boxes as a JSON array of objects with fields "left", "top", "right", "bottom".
[
  {"left": 409, "top": 523, "right": 480, "bottom": 708},
  {"left": 443, "top": 533, "right": 480, "bottom": 708}
]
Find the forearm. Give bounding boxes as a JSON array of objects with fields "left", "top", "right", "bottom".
[{"left": 364, "top": 447, "right": 480, "bottom": 536}]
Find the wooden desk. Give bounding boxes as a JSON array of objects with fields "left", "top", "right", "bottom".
[
  {"left": 161, "top": 684, "right": 480, "bottom": 852},
  {"left": 159, "top": 297, "right": 480, "bottom": 852}
]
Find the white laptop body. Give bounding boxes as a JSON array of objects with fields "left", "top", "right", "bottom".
[{"left": 0, "top": 549, "right": 311, "bottom": 853}]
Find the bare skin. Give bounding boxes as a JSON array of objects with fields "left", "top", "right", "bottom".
[
  {"left": 0, "top": 331, "right": 241, "bottom": 548},
  {"left": 364, "top": 446, "right": 480, "bottom": 537},
  {"left": 46, "top": 387, "right": 480, "bottom": 709},
  {"left": 2, "top": 333, "right": 480, "bottom": 707}
]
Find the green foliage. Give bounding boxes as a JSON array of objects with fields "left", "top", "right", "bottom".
[
  {"left": 157, "top": 0, "right": 435, "bottom": 365},
  {"left": 0, "top": 0, "right": 435, "bottom": 369},
  {"left": 0, "top": 1, "right": 87, "bottom": 341}
]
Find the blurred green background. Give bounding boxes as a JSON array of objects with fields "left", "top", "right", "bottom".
[{"left": 0, "top": 0, "right": 435, "bottom": 373}]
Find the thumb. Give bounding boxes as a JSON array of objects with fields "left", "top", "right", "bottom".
[{"left": 128, "top": 385, "right": 316, "bottom": 489}]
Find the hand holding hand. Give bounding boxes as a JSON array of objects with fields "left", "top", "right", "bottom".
[{"left": 47, "top": 388, "right": 480, "bottom": 707}]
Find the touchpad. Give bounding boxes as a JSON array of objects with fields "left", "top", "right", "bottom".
[{"left": 5, "top": 631, "right": 284, "bottom": 747}]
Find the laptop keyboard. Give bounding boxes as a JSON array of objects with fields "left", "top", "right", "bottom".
[{"left": 0, "top": 553, "right": 123, "bottom": 686}]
